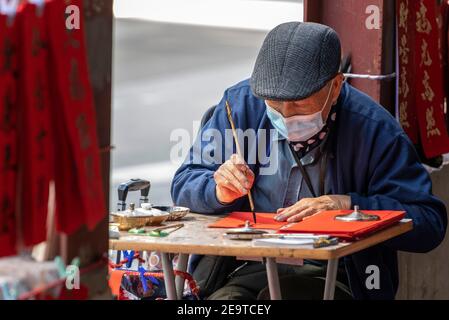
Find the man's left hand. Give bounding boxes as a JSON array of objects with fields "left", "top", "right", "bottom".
[{"left": 274, "top": 195, "right": 351, "bottom": 223}]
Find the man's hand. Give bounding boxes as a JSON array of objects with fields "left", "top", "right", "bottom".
[
  {"left": 274, "top": 195, "right": 351, "bottom": 223},
  {"left": 214, "top": 154, "right": 255, "bottom": 205}
]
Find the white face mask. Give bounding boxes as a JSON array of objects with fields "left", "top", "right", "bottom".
[{"left": 266, "top": 79, "right": 335, "bottom": 142}]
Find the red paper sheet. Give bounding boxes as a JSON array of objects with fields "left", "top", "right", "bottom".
[
  {"left": 209, "top": 210, "right": 406, "bottom": 240},
  {"left": 208, "top": 212, "right": 286, "bottom": 230},
  {"left": 280, "top": 210, "right": 406, "bottom": 240}
]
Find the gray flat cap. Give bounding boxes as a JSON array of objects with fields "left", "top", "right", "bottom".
[{"left": 250, "top": 22, "right": 341, "bottom": 101}]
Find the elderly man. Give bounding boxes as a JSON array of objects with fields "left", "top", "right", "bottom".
[{"left": 171, "top": 22, "right": 447, "bottom": 300}]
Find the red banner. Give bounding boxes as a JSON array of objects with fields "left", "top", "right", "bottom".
[
  {"left": 0, "top": 14, "right": 19, "bottom": 257},
  {"left": 398, "top": 0, "right": 449, "bottom": 158},
  {"left": 17, "top": 3, "right": 54, "bottom": 246},
  {"left": 397, "top": 0, "right": 419, "bottom": 143},
  {"left": 46, "top": 0, "right": 106, "bottom": 233},
  {"left": 441, "top": 1, "right": 449, "bottom": 131},
  {"left": 414, "top": 0, "right": 449, "bottom": 158}
]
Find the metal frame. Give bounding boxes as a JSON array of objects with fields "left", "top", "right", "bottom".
[
  {"left": 175, "top": 254, "right": 190, "bottom": 299},
  {"left": 111, "top": 219, "right": 412, "bottom": 300},
  {"left": 160, "top": 252, "right": 177, "bottom": 300},
  {"left": 323, "top": 259, "right": 339, "bottom": 300},
  {"left": 265, "top": 258, "right": 282, "bottom": 300},
  {"left": 159, "top": 253, "right": 339, "bottom": 300},
  {"left": 264, "top": 257, "right": 339, "bottom": 301}
]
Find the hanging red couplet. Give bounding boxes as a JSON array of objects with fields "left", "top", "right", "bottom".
[
  {"left": 0, "top": 14, "right": 19, "bottom": 257},
  {"left": 414, "top": 0, "right": 449, "bottom": 158},
  {"left": 46, "top": 0, "right": 106, "bottom": 234},
  {"left": 397, "top": 0, "right": 419, "bottom": 144},
  {"left": 398, "top": 0, "right": 449, "bottom": 158},
  {"left": 17, "top": 2, "right": 54, "bottom": 246}
]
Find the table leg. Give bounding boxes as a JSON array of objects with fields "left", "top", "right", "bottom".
[
  {"left": 175, "top": 254, "right": 189, "bottom": 300},
  {"left": 115, "top": 250, "right": 121, "bottom": 264},
  {"left": 161, "top": 253, "right": 177, "bottom": 300},
  {"left": 137, "top": 251, "right": 143, "bottom": 267},
  {"left": 323, "top": 258, "right": 339, "bottom": 300},
  {"left": 265, "top": 258, "right": 282, "bottom": 300}
]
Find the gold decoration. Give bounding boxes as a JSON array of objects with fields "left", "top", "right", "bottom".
[
  {"left": 399, "top": 1, "right": 409, "bottom": 30},
  {"left": 400, "top": 35, "right": 410, "bottom": 64},
  {"left": 400, "top": 66, "right": 410, "bottom": 98},
  {"left": 400, "top": 101, "right": 411, "bottom": 128},
  {"left": 398, "top": 1, "right": 411, "bottom": 130},
  {"left": 420, "top": 39, "right": 432, "bottom": 67},
  {"left": 416, "top": 1, "right": 432, "bottom": 34},
  {"left": 421, "top": 70, "right": 435, "bottom": 102},
  {"left": 426, "top": 107, "right": 441, "bottom": 137}
]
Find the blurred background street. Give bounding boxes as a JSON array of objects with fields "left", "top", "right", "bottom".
[{"left": 111, "top": 0, "right": 303, "bottom": 208}]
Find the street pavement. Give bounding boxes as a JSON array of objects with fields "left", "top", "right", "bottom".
[{"left": 111, "top": 19, "right": 267, "bottom": 209}]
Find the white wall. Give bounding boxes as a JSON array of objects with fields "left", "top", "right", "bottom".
[{"left": 114, "top": 0, "right": 303, "bottom": 31}]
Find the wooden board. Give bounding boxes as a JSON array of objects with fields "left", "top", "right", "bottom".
[{"left": 109, "top": 214, "right": 413, "bottom": 261}]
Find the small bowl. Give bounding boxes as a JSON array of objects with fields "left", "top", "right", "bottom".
[
  {"left": 152, "top": 206, "right": 190, "bottom": 221},
  {"left": 141, "top": 203, "right": 153, "bottom": 210}
]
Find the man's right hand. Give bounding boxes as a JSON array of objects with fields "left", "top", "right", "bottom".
[{"left": 214, "top": 154, "right": 255, "bottom": 205}]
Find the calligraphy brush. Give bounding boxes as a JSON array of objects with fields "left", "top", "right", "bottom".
[{"left": 225, "top": 101, "right": 257, "bottom": 224}]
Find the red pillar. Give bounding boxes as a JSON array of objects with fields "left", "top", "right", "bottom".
[{"left": 304, "top": 0, "right": 396, "bottom": 114}]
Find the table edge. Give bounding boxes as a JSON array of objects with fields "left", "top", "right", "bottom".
[{"left": 109, "top": 220, "right": 413, "bottom": 260}]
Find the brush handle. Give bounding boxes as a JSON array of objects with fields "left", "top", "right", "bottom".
[
  {"left": 225, "top": 101, "right": 256, "bottom": 217},
  {"left": 225, "top": 101, "right": 244, "bottom": 157},
  {"left": 247, "top": 191, "right": 255, "bottom": 213}
]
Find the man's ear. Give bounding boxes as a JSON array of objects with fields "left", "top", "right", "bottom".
[{"left": 332, "top": 73, "right": 345, "bottom": 104}]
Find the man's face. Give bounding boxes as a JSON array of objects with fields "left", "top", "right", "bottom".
[{"left": 265, "top": 73, "right": 345, "bottom": 120}]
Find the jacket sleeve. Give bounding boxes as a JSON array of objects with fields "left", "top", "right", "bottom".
[
  {"left": 349, "top": 133, "right": 447, "bottom": 253},
  {"left": 170, "top": 91, "right": 246, "bottom": 214}
]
